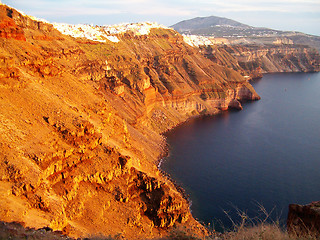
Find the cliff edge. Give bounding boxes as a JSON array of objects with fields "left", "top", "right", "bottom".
[{"left": 201, "top": 44, "right": 320, "bottom": 79}]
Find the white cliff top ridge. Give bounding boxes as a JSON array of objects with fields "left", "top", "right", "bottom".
[
  {"left": 53, "top": 22, "right": 170, "bottom": 43},
  {"left": 2, "top": 3, "right": 171, "bottom": 43}
]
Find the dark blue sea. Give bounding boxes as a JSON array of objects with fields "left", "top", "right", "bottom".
[{"left": 161, "top": 72, "right": 320, "bottom": 231}]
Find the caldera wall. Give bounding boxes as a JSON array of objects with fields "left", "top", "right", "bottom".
[{"left": 0, "top": 4, "right": 259, "bottom": 239}]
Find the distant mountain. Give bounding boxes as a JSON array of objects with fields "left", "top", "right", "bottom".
[
  {"left": 171, "top": 16, "right": 320, "bottom": 51},
  {"left": 171, "top": 16, "right": 251, "bottom": 34},
  {"left": 171, "top": 16, "right": 294, "bottom": 37}
]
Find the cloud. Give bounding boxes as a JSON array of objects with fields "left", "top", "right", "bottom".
[
  {"left": 136, "top": 8, "right": 195, "bottom": 17},
  {"left": 208, "top": 2, "right": 287, "bottom": 12},
  {"left": 77, "top": 0, "right": 149, "bottom": 3},
  {"left": 3, "top": 0, "right": 319, "bottom": 18},
  {"left": 33, "top": 7, "right": 124, "bottom": 17},
  {"left": 200, "top": 0, "right": 320, "bottom": 13},
  {"left": 25, "top": 0, "right": 195, "bottom": 18}
]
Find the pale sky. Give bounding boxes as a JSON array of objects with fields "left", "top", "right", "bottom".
[{"left": 2, "top": 0, "right": 320, "bottom": 36}]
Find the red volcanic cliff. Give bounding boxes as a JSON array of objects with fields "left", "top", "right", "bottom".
[
  {"left": 222, "top": 44, "right": 320, "bottom": 78},
  {"left": 0, "top": 4, "right": 261, "bottom": 239},
  {"left": 0, "top": 5, "right": 26, "bottom": 41},
  {"left": 200, "top": 44, "right": 320, "bottom": 80}
]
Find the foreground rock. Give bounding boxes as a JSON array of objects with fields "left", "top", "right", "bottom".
[{"left": 287, "top": 201, "right": 320, "bottom": 237}]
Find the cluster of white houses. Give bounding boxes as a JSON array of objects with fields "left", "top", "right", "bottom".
[
  {"left": 52, "top": 21, "right": 231, "bottom": 47},
  {"left": 52, "top": 22, "right": 169, "bottom": 43},
  {"left": 183, "top": 34, "right": 230, "bottom": 47}
]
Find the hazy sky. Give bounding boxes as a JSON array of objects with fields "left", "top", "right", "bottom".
[{"left": 2, "top": 0, "right": 320, "bottom": 36}]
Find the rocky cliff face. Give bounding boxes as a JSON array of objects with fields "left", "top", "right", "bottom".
[
  {"left": 199, "top": 44, "right": 320, "bottom": 80},
  {"left": 222, "top": 44, "right": 320, "bottom": 78},
  {"left": 0, "top": 4, "right": 259, "bottom": 239}
]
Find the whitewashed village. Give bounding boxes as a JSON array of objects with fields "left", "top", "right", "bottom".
[
  {"left": 3, "top": 2, "right": 293, "bottom": 48},
  {"left": 52, "top": 22, "right": 171, "bottom": 43}
]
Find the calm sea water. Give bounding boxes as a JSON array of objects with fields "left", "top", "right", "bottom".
[{"left": 161, "top": 72, "right": 320, "bottom": 230}]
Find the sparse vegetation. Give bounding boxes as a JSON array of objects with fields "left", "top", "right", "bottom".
[
  {"left": 213, "top": 203, "right": 318, "bottom": 240},
  {"left": 1, "top": 218, "right": 318, "bottom": 240},
  {"left": 218, "top": 224, "right": 318, "bottom": 240},
  {"left": 154, "top": 203, "right": 320, "bottom": 240}
]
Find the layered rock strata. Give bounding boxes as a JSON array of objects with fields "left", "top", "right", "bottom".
[
  {"left": 221, "top": 44, "right": 320, "bottom": 78},
  {"left": 199, "top": 44, "right": 320, "bottom": 80},
  {"left": 0, "top": 4, "right": 259, "bottom": 239}
]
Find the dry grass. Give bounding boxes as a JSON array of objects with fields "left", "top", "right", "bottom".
[
  {"left": 219, "top": 222, "right": 320, "bottom": 240},
  {"left": 214, "top": 202, "right": 318, "bottom": 240},
  {"left": 219, "top": 224, "right": 314, "bottom": 240}
]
